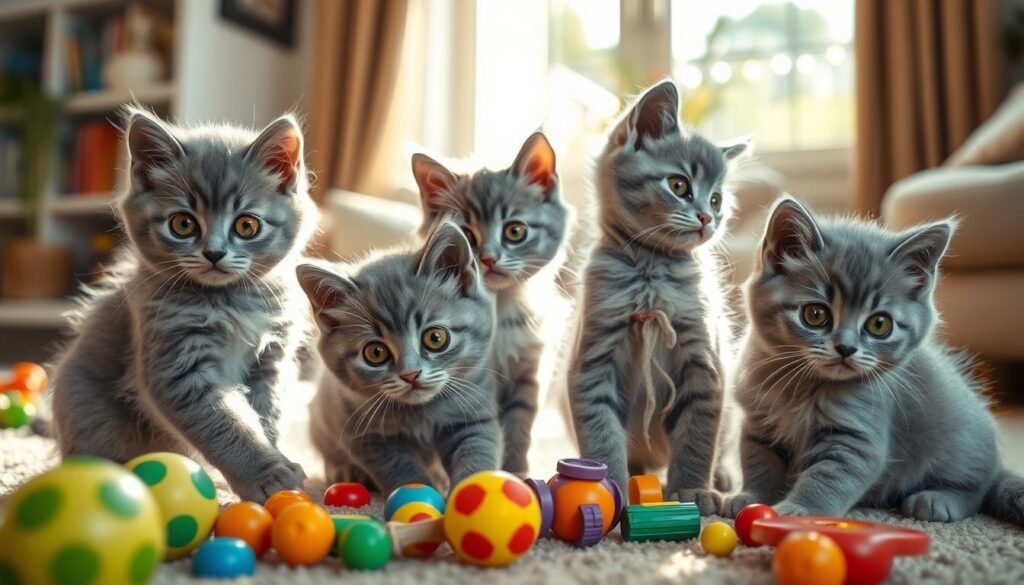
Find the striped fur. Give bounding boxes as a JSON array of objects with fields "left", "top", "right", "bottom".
[
  {"left": 568, "top": 81, "right": 747, "bottom": 514},
  {"left": 301, "top": 221, "right": 500, "bottom": 494},
  {"left": 50, "top": 109, "right": 318, "bottom": 503}
]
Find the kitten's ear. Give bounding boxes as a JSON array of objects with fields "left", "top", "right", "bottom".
[
  {"left": 246, "top": 116, "right": 304, "bottom": 193},
  {"left": 616, "top": 80, "right": 680, "bottom": 150},
  {"left": 411, "top": 154, "right": 458, "bottom": 212},
  {"left": 760, "top": 197, "right": 824, "bottom": 274},
  {"left": 889, "top": 220, "right": 956, "bottom": 297},
  {"left": 296, "top": 264, "right": 356, "bottom": 330},
  {"left": 417, "top": 220, "right": 478, "bottom": 295},
  {"left": 126, "top": 111, "right": 183, "bottom": 175},
  {"left": 511, "top": 132, "right": 557, "bottom": 199},
  {"left": 720, "top": 137, "right": 752, "bottom": 161}
]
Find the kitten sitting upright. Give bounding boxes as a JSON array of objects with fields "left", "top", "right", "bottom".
[
  {"left": 51, "top": 109, "right": 317, "bottom": 502},
  {"left": 727, "top": 197, "right": 1024, "bottom": 526},
  {"left": 300, "top": 221, "right": 500, "bottom": 494}
]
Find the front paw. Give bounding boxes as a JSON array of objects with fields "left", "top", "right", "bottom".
[
  {"left": 233, "top": 457, "right": 307, "bottom": 503},
  {"left": 671, "top": 488, "right": 724, "bottom": 516},
  {"left": 725, "top": 492, "right": 762, "bottom": 518},
  {"left": 901, "top": 491, "right": 964, "bottom": 522},
  {"left": 773, "top": 500, "right": 810, "bottom": 517}
]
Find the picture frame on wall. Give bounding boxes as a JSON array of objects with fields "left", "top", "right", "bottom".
[{"left": 219, "top": 0, "right": 296, "bottom": 48}]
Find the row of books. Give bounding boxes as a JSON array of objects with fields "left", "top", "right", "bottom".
[
  {"left": 63, "top": 121, "right": 121, "bottom": 194},
  {"left": 0, "top": 131, "right": 21, "bottom": 200},
  {"left": 64, "top": 7, "right": 171, "bottom": 93}
]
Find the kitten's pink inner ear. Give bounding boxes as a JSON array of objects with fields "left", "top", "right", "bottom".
[
  {"left": 265, "top": 132, "right": 301, "bottom": 187},
  {"left": 519, "top": 142, "right": 556, "bottom": 196},
  {"left": 424, "top": 172, "right": 450, "bottom": 206}
]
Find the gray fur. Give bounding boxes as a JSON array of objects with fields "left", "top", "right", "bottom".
[
  {"left": 568, "top": 80, "right": 747, "bottom": 514},
  {"left": 727, "top": 196, "right": 1024, "bottom": 527},
  {"left": 412, "top": 132, "right": 569, "bottom": 476},
  {"left": 50, "top": 109, "right": 317, "bottom": 503},
  {"left": 301, "top": 221, "right": 500, "bottom": 494}
]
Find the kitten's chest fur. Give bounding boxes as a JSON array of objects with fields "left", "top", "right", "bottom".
[
  {"left": 491, "top": 291, "right": 541, "bottom": 371},
  {"left": 593, "top": 242, "right": 706, "bottom": 321}
]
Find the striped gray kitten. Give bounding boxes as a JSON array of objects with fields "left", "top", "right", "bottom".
[
  {"left": 51, "top": 109, "right": 317, "bottom": 503},
  {"left": 727, "top": 197, "right": 1024, "bottom": 526},
  {"left": 411, "top": 133, "right": 569, "bottom": 476},
  {"left": 300, "top": 221, "right": 500, "bottom": 494},
  {"left": 568, "top": 80, "right": 747, "bottom": 514}
]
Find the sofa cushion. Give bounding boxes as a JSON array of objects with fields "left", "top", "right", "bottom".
[
  {"left": 324, "top": 189, "right": 420, "bottom": 259},
  {"left": 883, "top": 162, "right": 1024, "bottom": 269}
]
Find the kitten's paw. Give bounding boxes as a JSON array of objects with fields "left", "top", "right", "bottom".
[
  {"left": 725, "top": 492, "right": 762, "bottom": 518},
  {"left": 901, "top": 491, "right": 965, "bottom": 522},
  {"left": 671, "top": 488, "right": 724, "bottom": 516},
  {"left": 237, "top": 459, "right": 307, "bottom": 503},
  {"left": 773, "top": 500, "right": 810, "bottom": 517}
]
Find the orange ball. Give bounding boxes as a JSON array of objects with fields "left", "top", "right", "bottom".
[
  {"left": 265, "top": 489, "right": 313, "bottom": 518},
  {"left": 773, "top": 531, "right": 847, "bottom": 585},
  {"left": 547, "top": 478, "right": 616, "bottom": 542},
  {"left": 5, "top": 362, "right": 47, "bottom": 395},
  {"left": 272, "top": 502, "right": 335, "bottom": 566},
  {"left": 215, "top": 502, "right": 274, "bottom": 557}
]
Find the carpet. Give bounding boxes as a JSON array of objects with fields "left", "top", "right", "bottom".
[{"left": 4, "top": 388, "right": 1024, "bottom": 584}]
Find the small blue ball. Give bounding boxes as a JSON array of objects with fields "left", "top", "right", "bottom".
[
  {"left": 191, "top": 537, "right": 256, "bottom": 579},
  {"left": 383, "top": 483, "right": 445, "bottom": 520}
]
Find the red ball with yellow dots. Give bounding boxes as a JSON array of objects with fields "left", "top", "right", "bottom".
[
  {"left": 443, "top": 471, "right": 541, "bottom": 567},
  {"left": 391, "top": 501, "right": 443, "bottom": 557}
]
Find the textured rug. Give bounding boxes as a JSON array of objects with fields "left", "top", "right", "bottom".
[{"left": 4, "top": 392, "right": 1024, "bottom": 584}]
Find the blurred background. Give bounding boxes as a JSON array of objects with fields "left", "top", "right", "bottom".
[{"left": 0, "top": 0, "right": 1020, "bottom": 397}]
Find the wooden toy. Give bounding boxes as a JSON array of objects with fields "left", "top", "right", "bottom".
[
  {"left": 390, "top": 501, "right": 443, "bottom": 557},
  {"left": 628, "top": 474, "right": 663, "bottom": 504},
  {"left": 214, "top": 502, "right": 274, "bottom": 557},
  {"left": 0, "top": 457, "right": 164, "bottom": 585},
  {"left": 621, "top": 502, "right": 700, "bottom": 542},
  {"left": 265, "top": 489, "right": 314, "bottom": 518},
  {"left": 271, "top": 502, "right": 335, "bottom": 566},
  {"left": 773, "top": 531, "right": 846, "bottom": 585},
  {"left": 323, "top": 482, "right": 371, "bottom": 508},
  {"left": 125, "top": 452, "right": 218, "bottom": 560},
  {"left": 700, "top": 521, "right": 737, "bottom": 557},
  {"left": 384, "top": 483, "right": 446, "bottom": 520},
  {"left": 751, "top": 516, "right": 929, "bottom": 585},
  {"left": 191, "top": 537, "right": 256, "bottom": 578},
  {"left": 734, "top": 503, "right": 779, "bottom": 546},
  {"left": 542, "top": 458, "right": 623, "bottom": 547},
  {"left": 337, "top": 518, "right": 393, "bottom": 570},
  {"left": 0, "top": 390, "right": 35, "bottom": 428}
]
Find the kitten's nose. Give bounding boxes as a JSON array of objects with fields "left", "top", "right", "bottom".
[
  {"left": 399, "top": 371, "right": 421, "bottom": 384},
  {"left": 835, "top": 344, "right": 858, "bottom": 358},
  {"left": 203, "top": 250, "right": 226, "bottom": 264},
  {"left": 480, "top": 256, "right": 497, "bottom": 269},
  {"left": 697, "top": 212, "right": 712, "bottom": 226}
]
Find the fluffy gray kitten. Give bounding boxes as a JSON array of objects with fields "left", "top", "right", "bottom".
[
  {"left": 727, "top": 196, "right": 1024, "bottom": 526},
  {"left": 50, "top": 109, "right": 317, "bottom": 503},
  {"left": 300, "top": 221, "right": 500, "bottom": 494},
  {"left": 568, "top": 80, "right": 747, "bottom": 514},
  {"left": 411, "top": 132, "right": 569, "bottom": 476}
]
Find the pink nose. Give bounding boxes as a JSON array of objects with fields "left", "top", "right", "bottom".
[
  {"left": 480, "top": 257, "right": 497, "bottom": 269},
  {"left": 697, "top": 213, "right": 711, "bottom": 226},
  {"left": 399, "top": 371, "right": 420, "bottom": 384}
]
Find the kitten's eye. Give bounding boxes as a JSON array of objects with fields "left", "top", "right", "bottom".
[
  {"left": 801, "top": 303, "right": 831, "bottom": 328},
  {"left": 503, "top": 221, "right": 528, "bottom": 243},
  {"left": 666, "top": 175, "right": 691, "bottom": 199},
  {"left": 169, "top": 213, "right": 198, "bottom": 238},
  {"left": 362, "top": 342, "right": 391, "bottom": 365},
  {"left": 710, "top": 192, "right": 722, "bottom": 211},
  {"left": 865, "top": 313, "right": 893, "bottom": 338},
  {"left": 422, "top": 326, "right": 450, "bottom": 351},
  {"left": 461, "top": 226, "right": 478, "bottom": 248},
  {"left": 233, "top": 214, "right": 260, "bottom": 239}
]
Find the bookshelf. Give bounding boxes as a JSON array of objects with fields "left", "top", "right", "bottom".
[{"left": 0, "top": 0, "right": 311, "bottom": 364}]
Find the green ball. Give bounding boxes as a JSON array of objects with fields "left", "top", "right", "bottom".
[
  {"left": 337, "top": 520, "right": 391, "bottom": 570},
  {"left": 0, "top": 393, "right": 34, "bottom": 429}
]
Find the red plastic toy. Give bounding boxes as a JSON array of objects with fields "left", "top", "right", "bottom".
[
  {"left": 735, "top": 503, "right": 779, "bottom": 546},
  {"left": 323, "top": 482, "right": 371, "bottom": 509},
  {"left": 750, "top": 516, "right": 930, "bottom": 585}
]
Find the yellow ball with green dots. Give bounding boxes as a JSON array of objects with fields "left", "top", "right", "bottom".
[
  {"left": 0, "top": 456, "right": 164, "bottom": 585},
  {"left": 125, "top": 453, "right": 219, "bottom": 560}
]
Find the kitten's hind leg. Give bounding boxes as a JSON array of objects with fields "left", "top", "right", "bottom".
[
  {"left": 901, "top": 489, "right": 984, "bottom": 522},
  {"left": 664, "top": 361, "right": 725, "bottom": 515}
]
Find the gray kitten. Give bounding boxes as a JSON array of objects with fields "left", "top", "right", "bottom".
[
  {"left": 411, "top": 133, "right": 569, "bottom": 476},
  {"left": 50, "top": 109, "right": 317, "bottom": 503},
  {"left": 568, "top": 80, "right": 747, "bottom": 514},
  {"left": 300, "top": 221, "right": 500, "bottom": 494},
  {"left": 726, "top": 196, "right": 1024, "bottom": 526}
]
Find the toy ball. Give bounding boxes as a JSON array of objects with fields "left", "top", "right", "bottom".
[
  {"left": 701, "top": 521, "right": 738, "bottom": 557},
  {"left": 271, "top": 502, "right": 335, "bottom": 566},
  {"left": 0, "top": 457, "right": 164, "bottom": 585},
  {"left": 444, "top": 470, "right": 541, "bottom": 567},
  {"left": 214, "top": 502, "right": 274, "bottom": 557},
  {"left": 391, "top": 501, "right": 443, "bottom": 557},
  {"left": 191, "top": 537, "right": 256, "bottom": 578},
  {"left": 337, "top": 519, "right": 392, "bottom": 570},
  {"left": 125, "top": 452, "right": 219, "bottom": 559},
  {"left": 773, "top": 531, "right": 847, "bottom": 585},
  {"left": 384, "top": 483, "right": 445, "bottom": 520},
  {"left": 735, "top": 503, "right": 779, "bottom": 546},
  {"left": 324, "top": 482, "right": 371, "bottom": 509},
  {"left": 4, "top": 362, "right": 47, "bottom": 397},
  {"left": 265, "top": 489, "right": 313, "bottom": 518},
  {"left": 547, "top": 458, "right": 623, "bottom": 547},
  {"left": 0, "top": 390, "right": 36, "bottom": 429}
]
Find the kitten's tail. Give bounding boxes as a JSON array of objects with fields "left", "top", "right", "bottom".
[{"left": 983, "top": 469, "right": 1024, "bottom": 526}]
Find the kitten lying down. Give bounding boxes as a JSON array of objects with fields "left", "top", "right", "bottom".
[{"left": 728, "top": 197, "right": 1024, "bottom": 526}]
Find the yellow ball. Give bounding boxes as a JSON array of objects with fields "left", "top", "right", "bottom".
[
  {"left": 0, "top": 457, "right": 164, "bottom": 585},
  {"left": 701, "top": 521, "right": 738, "bottom": 557},
  {"left": 443, "top": 471, "right": 540, "bottom": 567},
  {"left": 125, "top": 453, "right": 218, "bottom": 560},
  {"left": 391, "top": 501, "right": 443, "bottom": 557}
]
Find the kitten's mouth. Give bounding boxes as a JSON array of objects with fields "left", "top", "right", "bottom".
[{"left": 821, "top": 359, "right": 861, "bottom": 378}]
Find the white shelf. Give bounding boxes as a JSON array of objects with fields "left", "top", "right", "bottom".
[
  {"left": 0, "top": 299, "right": 74, "bottom": 328},
  {"left": 64, "top": 82, "right": 176, "bottom": 115},
  {"left": 48, "top": 194, "right": 117, "bottom": 216},
  {"left": 0, "top": 200, "right": 24, "bottom": 219}
]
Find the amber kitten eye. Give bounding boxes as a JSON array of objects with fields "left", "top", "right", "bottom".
[
  {"left": 233, "top": 214, "right": 260, "bottom": 239},
  {"left": 169, "top": 213, "right": 198, "bottom": 238},
  {"left": 865, "top": 313, "right": 893, "bottom": 338},
  {"left": 503, "top": 221, "right": 528, "bottom": 243},
  {"left": 362, "top": 342, "right": 391, "bottom": 365},
  {"left": 666, "top": 175, "right": 691, "bottom": 199},
  {"left": 422, "top": 326, "right": 449, "bottom": 351},
  {"left": 710, "top": 192, "right": 722, "bottom": 211},
  {"left": 801, "top": 303, "right": 831, "bottom": 328}
]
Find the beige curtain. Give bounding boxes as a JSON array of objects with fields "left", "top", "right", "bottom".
[
  {"left": 854, "top": 0, "right": 1008, "bottom": 215},
  {"left": 309, "top": 0, "right": 410, "bottom": 202}
]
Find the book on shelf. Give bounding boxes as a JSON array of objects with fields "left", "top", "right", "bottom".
[
  {"left": 64, "top": 7, "right": 171, "bottom": 94},
  {"left": 65, "top": 121, "right": 122, "bottom": 195}
]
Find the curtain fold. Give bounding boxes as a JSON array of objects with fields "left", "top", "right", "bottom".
[{"left": 854, "top": 0, "right": 1008, "bottom": 215}]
